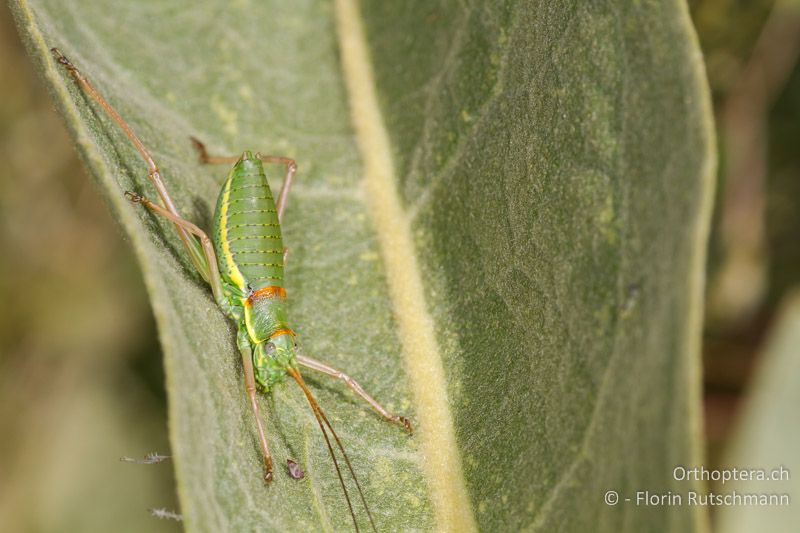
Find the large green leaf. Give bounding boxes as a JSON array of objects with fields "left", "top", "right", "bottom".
[{"left": 11, "top": 0, "right": 715, "bottom": 531}]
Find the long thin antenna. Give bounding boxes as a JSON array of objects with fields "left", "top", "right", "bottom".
[
  {"left": 309, "top": 395, "right": 359, "bottom": 532},
  {"left": 287, "top": 367, "right": 376, "bottom": 532},
  {"left": 314, "top": 397, "right": 377, "bottom": 531}
]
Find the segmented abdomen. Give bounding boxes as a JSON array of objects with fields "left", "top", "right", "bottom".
[{"left": 212, "top": 155, "right": 284, "bottom": 292}]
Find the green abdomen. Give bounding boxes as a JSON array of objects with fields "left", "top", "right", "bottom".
[{"left": 212, "top": 154, "right": 284, "bottom": 292}]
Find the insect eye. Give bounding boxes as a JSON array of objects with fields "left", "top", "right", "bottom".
[{"left": 265, "top": 342, "right": 276, "bottom": 355}]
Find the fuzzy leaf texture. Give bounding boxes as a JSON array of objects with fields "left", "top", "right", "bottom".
[{"left": 11, "top": 0, "right": 715, "bottom": 531}]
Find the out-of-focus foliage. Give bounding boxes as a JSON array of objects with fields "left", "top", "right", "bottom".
[
  {"left": 692, "top": 0, "right": 800, "bottom": 310},
  {"left": 691, "top": 0, "right": 800, "bottom": 492},
  {"left": 716, "top": 292, "right": 800, "bottom": 533},
  {"left": 690, "top": 0, "right": 775, "bottom": 97},
  {"left": 765, "top": 51, "right": 800, "bottom": 307}
]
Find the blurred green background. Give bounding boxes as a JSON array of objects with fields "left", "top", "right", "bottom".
[
  {"left": 1, "top": 0, "right": 798, "bottom": 531},
  {"left": 691, "top": 0, "right": 800, "bottom": 463}
]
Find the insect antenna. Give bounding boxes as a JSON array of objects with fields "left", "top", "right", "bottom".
[{"left": 286, "top": 367, "right": 376, "bottom": 532}]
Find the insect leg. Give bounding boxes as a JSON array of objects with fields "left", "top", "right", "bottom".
[
  {"left": 296, "top": 355, "right": 413, "bottom": 433},
  {"left": 265, "top": 155, "right": 297, "bottom": 224},
  {"left": 237, "top": 331, "right": 274, "bottom": 483},
  {"left": 190, "top": 137, "right": 241, "bottom": 165},
  {"left": 124, "top": 192, "right": 225, "bottom": 308},
  {"left": 190, "top": 137, "right": 296, "bottom": 223},
  {"left": 127, "top": 191, "right": 276, "bottom": 479},
  {"left": 50, "top": 49, "right": 208, "bottom": 281}
]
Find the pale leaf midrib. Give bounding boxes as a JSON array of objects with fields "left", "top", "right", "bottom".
[{"left": 333, "top": 1, "right": 477, "bottom": 531}]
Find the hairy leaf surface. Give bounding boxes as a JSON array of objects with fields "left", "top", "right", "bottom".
[{"left": 12, "top": 0, "right": 714, "bottom": 531}]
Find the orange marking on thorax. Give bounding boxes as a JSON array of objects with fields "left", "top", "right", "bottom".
[
  {"left": 269, "top": 328, "right": 295, "bottom": 339},
  {"left": 246, "top": 285, "right": 287, "bottom": 304}
]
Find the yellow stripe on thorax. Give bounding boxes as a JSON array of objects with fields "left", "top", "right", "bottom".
[{"left": 242, "top": 302, "right": 260, "bottom": 342}]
